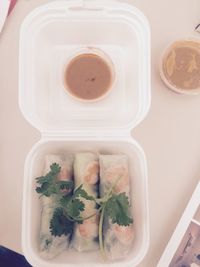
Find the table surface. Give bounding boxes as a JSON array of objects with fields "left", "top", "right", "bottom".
[{"left": 1, "top": 0, "right": 200, "bottom": 266}]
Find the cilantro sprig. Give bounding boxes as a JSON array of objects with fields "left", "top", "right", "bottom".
[
  {"left": 58, "top": 184, "right": 96, "bottom": 223},
  {"left": 50, "top": 207, "right": 73, "bottom": 237},
  {"left": 35, "top": 163, "right": 97, "bottom": 237},
  {"left": 104, "top": 193, "right": 133, "bottom": 226},
  {"left": 35, "top": 163, "right": 73, "bottom": 197},
  {"left": 35, "top": 163, "right": 133, "bottom": 259},
  {"left": 95, "top": 175, "right": 133, "bottom": 259}
]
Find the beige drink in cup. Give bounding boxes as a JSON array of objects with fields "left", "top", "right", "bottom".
[{"left": 160, "top": 39, "right": 200, "bottom": 95}]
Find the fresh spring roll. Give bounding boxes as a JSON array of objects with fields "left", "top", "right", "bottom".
[
  {"left": 72, "top": 152, "right": 99, "bottom": 252},
  {"left": 39, "top": 154, "right": 73, "bottom": 259},
  {"left": 99, "top": 154, "right": 134, "bottom": 260}
]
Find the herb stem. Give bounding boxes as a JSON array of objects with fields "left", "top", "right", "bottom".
[
  {"left": 95, "top": 175, "right": 123, "bottom": 205},
  {"left": 63, "top": 211, "right": 77, "bottom": 222},
  {"left": 81, "top": 210, "right": 100, "bottom": 221},
  {"left": 99, "top": 204, "right": 106, "bottom": 260},
  {"left": 109, "top": 175, "right": 122, "bottom": 194},
  {"left": 98, "top": 175, "right": 123, "bottom": 260},
  {"left": 95, "top": 196, "right": 107, "bottom": 205}
]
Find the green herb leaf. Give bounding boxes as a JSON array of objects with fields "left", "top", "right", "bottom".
[
  {"left": 105, "top": 193, "right": 133, "bottom": 226},
  {"left": 74, "top": 185, "right": 96, "bottom": 201},
  {"left": 35, "top": 163, "right": 73, "bottom": 197},
  {"left": 60, "top": 194, "right": 72, "bottom": 207},
  {"left": 60, "top": 185, "right": 96, "bottom": 222},
  {"left": 36, "top": 180, "right": 58, "bottom": 197},
  {"left": 35, "top": 163, "right": 61, "bottom": 197},
  {"left": 50, "top": 163, "right": 61, "bottom": 174},
  {"left": 35, "top": 176, "right": 48, "bottom": 185},
  {"left": 50, "top": 207, "right": 73, "bottom": 237},
  {"left": 59, "top": 193, "right": 85, "bottom": 223},
  {"left": 67, "top": 198, "right": 85, "bottom": 218},
  {"left": 60, "top": 193, "right": 85, "bottom": 222},
  {"left": 36, "top": 182, "right": 49, "bottom": 194}
]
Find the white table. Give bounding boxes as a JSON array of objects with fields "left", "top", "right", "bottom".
[{"left": 0, "top": 0, "right": 200, "bottom": 266}]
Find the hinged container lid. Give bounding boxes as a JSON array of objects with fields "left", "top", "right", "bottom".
[{"left": 19, "top": 0, "right": 151, "bottom": 135}]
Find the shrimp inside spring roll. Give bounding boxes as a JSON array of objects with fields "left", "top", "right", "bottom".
[
  {"left": 99, "top": 154, "right": 134, "bottom": 260},
  {"left": 71, "top": 152, "right": 99, "bottom": 252},
  {"left": 39, "top": 154, "right": 73, "bottom": 259}
]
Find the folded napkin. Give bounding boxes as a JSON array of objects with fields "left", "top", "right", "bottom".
[
  {"left": 0, "top": 0, "right": 17, "bottom": 34},
  {"left": 8, "top": 0, "right": 17, "bottom": 15}
]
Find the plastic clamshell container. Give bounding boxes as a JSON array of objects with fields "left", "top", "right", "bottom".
[{"left": 19, "top": 1, "right": 151, "bottom": 267}]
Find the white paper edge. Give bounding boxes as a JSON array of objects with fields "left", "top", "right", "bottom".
[
  {"left": 157, "top": 181, "right": 200, "bottom": 267},
  {"left": 0, "top": 0, "right": 10, "bottom": 34}
]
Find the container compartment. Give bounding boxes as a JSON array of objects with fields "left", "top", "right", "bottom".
[
  {"left": 19, "top": 0, "right": 150, "bottom": 133},
  {"left": 22, "top": 138, "right": 149, "bottom": 267}
]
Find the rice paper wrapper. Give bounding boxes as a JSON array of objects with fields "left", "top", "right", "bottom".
[
  {"left": 71, "top": 152, "right": 99, "bottom": 252},
  {"left": 39, "top": 154, "right": 73, "bottom": 259},
  {"left": 99, "top": 154, "right": 134, "bottom": 260}
]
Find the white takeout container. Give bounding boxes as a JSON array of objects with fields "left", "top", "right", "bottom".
[{"left": 19, "top": 1, "right": 151, "bottom": 267}]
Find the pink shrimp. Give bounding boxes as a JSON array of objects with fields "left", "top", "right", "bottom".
[
  {"left": 105, "top": 165, "right": 129, "bottom": 193},
  {"left": 112, "top": 224, "right": 134, "bottom": 245},
  {"left": 58, "top": 168, "right": 70, "bottom": 181},
  {"left": 78, "top": 217, "right": 98, "bottom": 238},
  {"left": 84, "top": 161, "right": 99, "bottom": 185}
]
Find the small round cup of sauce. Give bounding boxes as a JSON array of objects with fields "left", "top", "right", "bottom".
[
  {"left": 63, "top": 48, "right": 115, "bottom": 102},
  {"left": 160, "top": 39, "right": 200, "bottom": 95}
]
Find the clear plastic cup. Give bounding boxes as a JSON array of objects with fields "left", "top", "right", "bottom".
[
  {"left": 159, "top": 38, "right": 200, "bottom": 95},
  {"left": 62, "top": 47, "right": 116, "bottom": 102}
]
